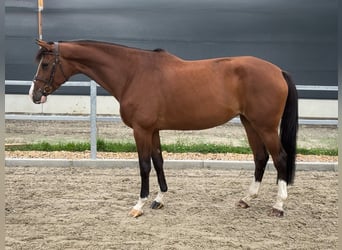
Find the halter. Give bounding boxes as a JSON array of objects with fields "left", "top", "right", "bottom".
[{"left": 34, "top": 42, "right": 68, "bottom": 95}]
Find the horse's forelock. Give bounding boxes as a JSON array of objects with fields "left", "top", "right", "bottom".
[{"left": 35, "top": 48, "right": 46, "bottom": 62}]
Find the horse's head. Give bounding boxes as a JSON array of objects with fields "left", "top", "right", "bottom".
[{"left": 29, "top": 40, "right": 69, "bottom": 104}]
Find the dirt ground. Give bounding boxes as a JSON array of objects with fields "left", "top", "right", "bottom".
[
  {"left": 5, "top": 167, "right": 338, "bottom": 250},
  {"left": 5, "top": 120, "right": 338, "bottom": 249}
]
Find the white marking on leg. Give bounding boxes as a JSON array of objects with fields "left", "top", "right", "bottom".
[
  {"left": 133, "top": 197, "right": 148, "bottom": 212},
  {"left": 241, "top": 180, "right": 261, "bottom": 205},
  {"left": 154, "top": 191, "right": 165, "bottom": 204},
  {"left": 273, "top": 180, "right": 288, "bottom": 211}
]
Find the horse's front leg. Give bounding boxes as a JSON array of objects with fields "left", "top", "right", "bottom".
[
  {"left": 129, "top": 129, "right": 153, "bottom": 218},
  {"left": 150, "top": 131, "right": 168, "bottom": 209},
  {"left": 129, "top": 156, "right": 151, "bottom": 217}
]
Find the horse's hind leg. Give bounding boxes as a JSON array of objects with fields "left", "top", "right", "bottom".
[
  {"left": 237, "top": 116, "right": 269, "bottom": 208},
  {"left": 151, "top": 130, "right": 168, "bottom": 209},
  {"left": 261, "top": 131, "right": 288, "bottom": 217}
]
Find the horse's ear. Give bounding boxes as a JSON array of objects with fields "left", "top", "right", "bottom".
[{"left": 36, "top": 39, "right": 53, "bottom": 50}]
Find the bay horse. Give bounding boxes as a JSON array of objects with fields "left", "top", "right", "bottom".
[{"left": 30, "top": 40, "right": 298, "bottom": 218}]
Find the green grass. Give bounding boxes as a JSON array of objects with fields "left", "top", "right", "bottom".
[{"left": 5, "top": 139, "right": 337, "bottom": 156}]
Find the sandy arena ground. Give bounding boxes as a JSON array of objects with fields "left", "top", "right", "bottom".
[
  {"left": 5, "top": 167, "right": 338, "bottom": 250},
  {"left": 5, "top": 120, "right": 338, "bottom": 249}
]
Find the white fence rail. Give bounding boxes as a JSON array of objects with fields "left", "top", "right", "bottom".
[{"left": 5, "top": 80, "right": 338, "bottom": 159}]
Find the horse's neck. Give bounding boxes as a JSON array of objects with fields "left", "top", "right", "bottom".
[{"left": 64, "top": 43, "right": 139, "bottom": 101}]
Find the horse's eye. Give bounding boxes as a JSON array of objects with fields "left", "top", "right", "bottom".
[{"left": 41, "top": 63, "right": 49, "bottom": 70}]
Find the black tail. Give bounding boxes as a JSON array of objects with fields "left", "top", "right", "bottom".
[{"left": 280, "top": 71, "right": 298, "bottom": 184}]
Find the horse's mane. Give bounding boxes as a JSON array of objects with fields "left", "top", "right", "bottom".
[
  {"left": 65, "top": 40, "right": 129, "bottom": 48},
  {"left": 62, "top": 40, "right": 166, "bottom": 53}
]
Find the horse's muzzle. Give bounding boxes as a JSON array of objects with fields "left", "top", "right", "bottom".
[
  {"left": 32, "top": 94, "right": 47, "bottom": 104},
  {"left": 29, "top": 82, "right": 47, "bottom": 104}
]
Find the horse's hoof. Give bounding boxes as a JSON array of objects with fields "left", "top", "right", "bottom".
[
  {"left": 269, "top": 208, "right": 284, "bottom": 217},
  {"left": 237, "top": 200, "right": 250, "bottom": 209},
  {"left": 128, "top": 208, "right": 143, "bottom": 218},
  {"left": 151, "top": 200, "right": 164, "bottom": 209}
]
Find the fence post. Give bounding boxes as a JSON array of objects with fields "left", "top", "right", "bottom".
[{"left": 90, "top": 80, "right": 97, "bottom": 159}]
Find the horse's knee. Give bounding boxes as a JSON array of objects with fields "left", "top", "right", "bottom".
[
  {"left": 152, "top": 153, "right": 164, "bottom": 172},
  {"left": 139, "top": 158, "right": 151, "bottom": 177}
]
